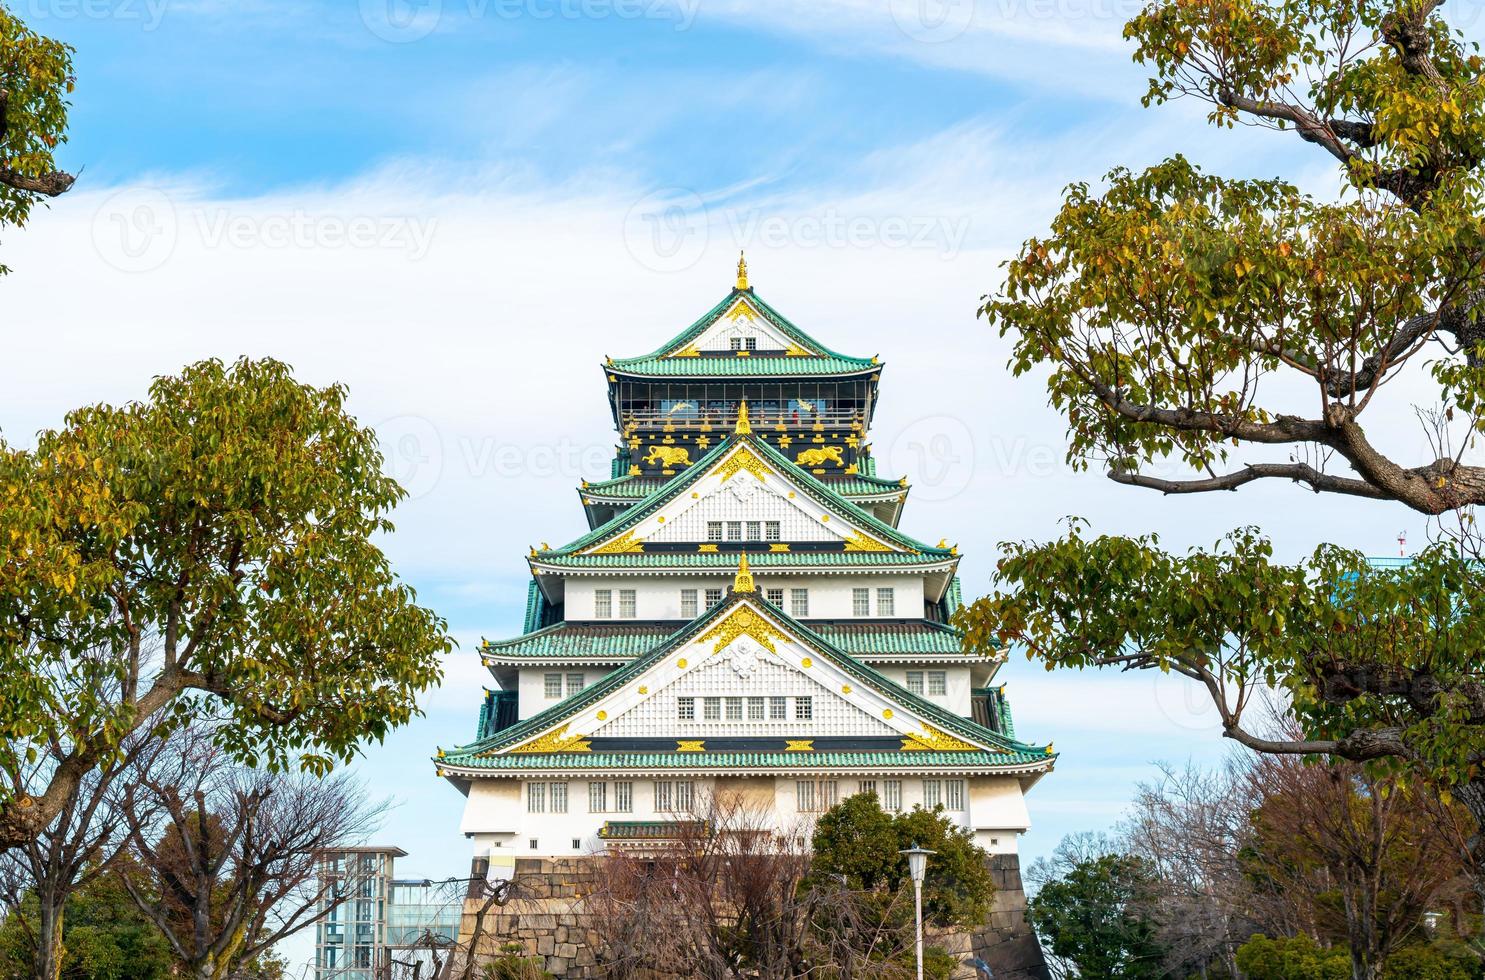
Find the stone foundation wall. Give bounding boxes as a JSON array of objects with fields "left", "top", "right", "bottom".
[{"left": 461, "top": 855, "right": 1049, "bottom": 979}]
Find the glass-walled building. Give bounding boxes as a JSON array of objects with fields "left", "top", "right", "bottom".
[{"left": 313, "top": 846, "right": 405, "bottom": 980}]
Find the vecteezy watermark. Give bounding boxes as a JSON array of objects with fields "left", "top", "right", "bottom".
[
  {"left": 887, "top": 416, "right": 977, "bottom": 503},
  {"left": 16, "top": 0, "right": 169, "bottom": 30},
  {"left": 621, "top": 192, "right": 973, "bottom": 274},
  {"left": 358, "top": 0, "right": 700, "bottom": 43},
  {"left": 90, "top": 188, "right": 439, "bottom": 273},
  {"left": 888, "top": 0, "right": 975, "bottom": 43},
  {"left": 375, "top": 417, "right": 616, "bottom": 499}
]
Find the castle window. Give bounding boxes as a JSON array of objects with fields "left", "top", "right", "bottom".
[
  {"left": 923, "top": 779, "right": 942, "bottom": 809},
  {"left": 703, "top": 697, "right": 721, "bottom": 720},
  {"left": 618, "top": 589, "right": 636, "bottom": 619},
  {"left": 747, "top": 697, "right": 764, "bottom": 720},
  {"left": 769, "top": 696, "right": 787, "bottom": 720},
  {"left": 544, "top": 674, "right": 563, "bottom": 699},
  {"left": 594, "top": 589, "right": 612, "bottom": 618},
  {"left": 928, "top": 671, "right": 947, "bottom": 696},
  {"left": 678, "top": 697, "right": 695, "bottom": 720},
  {"left": 794, "top": 696, "right": 813, "bottom": 721},
  {"left": 746, "top": 520, "right": 761, "bottom": 540},
  {"left": 615, "top": 781, "right": 633, "bottom": 812},
  {"left": 906, "top": 671, "right": 924, "bottom": 695},
  {"left": 729, "top": 336, "right": 757, "bottom": 350},
  {"left": 790, "top": 589, "right": 809, "bottom": 617},
  {"left": 655, "top": 780, "right": 695, "bottom": 812},
  {"left": 705, "top": 588, "right": 723, "bottom": 609},
  {"left": 726, "top": 521, "right": 742, "bottom": 541},
  {"left": 877, "top": 588, "right": 895, "bottom": 616},
  {"left": 946, "top": 779, "right": 966, "bottom": 810},
  {"left": 857, "top": 779, "right": 877, "bottom": 798},
  {"left": 725, "top": 697, "right": 743, "bottom": 721},
  {"left": 852, "top": 588, "right": 870, "bottom": 616},
  {"left": 883, "top": 780, "right": 903, "bottom": 812},
  {"left": 566, "top": 673, "right": 585, "bottom": 696},
  {"left": 796, "top": 780, "right": 838, "bottom": 812},
  {"left": 766, "top": 588, "right": 784, "bottom": 607},
  {"left": 681, "top": 589, "right": 698, "bottom": 617},
  {"left": 766, "top": 521, "right": 780, "bottom": 540},
  {"left": 588, "top": 782, "right": 607, "bottom": 813},
  {"left": 550, "top": 782, "right": 568, "bottom": 813},
  {"left": 707, "top": 522, "right": 723, "bottom": 541}
]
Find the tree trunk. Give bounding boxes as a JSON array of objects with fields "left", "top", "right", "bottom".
[{"left": 32, "top": 901, "right": 64, "bottom": 980}]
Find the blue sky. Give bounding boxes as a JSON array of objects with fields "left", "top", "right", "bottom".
[{"left": 2, "top": 0, "right": 1440, "bottom": 972}]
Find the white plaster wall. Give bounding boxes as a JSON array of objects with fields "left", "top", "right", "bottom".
[
  {"left": 459, "top": 775, "right": 1026, "bottom": 859},
  {"left": 878, "top": 665, "right": 975, "bottom": 715},
  {"left": 564, "top": 573, "right": 925, "bottom": 622}
]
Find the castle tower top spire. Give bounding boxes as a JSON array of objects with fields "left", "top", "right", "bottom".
[
  {"left": 736, "top": 251, "right": 749, "bottom": 291},
  {"left": 733, "top": 551, "right": 755, "bottom": 593},
  {"left": 735, "top": 399, "right": 753, "bottom": 435}
]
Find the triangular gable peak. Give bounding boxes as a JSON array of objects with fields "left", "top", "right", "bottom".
[
  {"left": 573, "top": 437, "right": 913, "bottom": 557},
  {"left": 486, "top": 595, "right": 1002, "bottom": 758},
  {"left": 663, "top": 295, "right": 816, "bottom": 358}
]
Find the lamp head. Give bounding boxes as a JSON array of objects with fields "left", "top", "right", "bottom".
[{"left": 899, "top": 842, "right": 936, "bottom": 884}]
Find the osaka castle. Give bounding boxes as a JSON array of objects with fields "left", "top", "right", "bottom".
[{"left": 436, "top": 257, "right": 1054, "bottom": 876}]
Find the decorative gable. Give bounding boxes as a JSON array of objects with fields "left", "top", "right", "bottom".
[
  {"left": 579, "top": 441, "right": 899, "bottom": 555},
  {"left": 666, "top": 297, "right": 813, "bottom": 358},
  {"left": 497, "top": 599, "right": 991, "bottom": 757}
]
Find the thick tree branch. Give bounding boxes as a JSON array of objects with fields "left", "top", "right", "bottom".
[{"left": 1110, "top": 461, "right": 1388, "bottom": 498}]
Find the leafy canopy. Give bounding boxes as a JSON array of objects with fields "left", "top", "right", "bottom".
[
  {"left": 1026, "top": 852, "right": 1168, "bottom": 979},
  {"left": 0, "top": 2, "right": 75, "bottom": 274},
  {"left": 0, "top": 357, "right": 451, "bottom": 848}
]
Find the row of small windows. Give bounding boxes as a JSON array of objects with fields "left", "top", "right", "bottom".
[
  {"left": 595, "top": 587, "right": 897, "bottom": 620},
  {"left": 593, "top": 589, "right": 637, "bottom": 619},
  {"left": 527, "top": 779, "right": 693, "bottom": 814},
  {"left": 677, "top": 695, "right": 812, "bottom": 721},
  {"left": 706, "top": 521, "right": 781, "bottom": 541},
  {"left": 906, "top": 671, "right": 948, "bottom": 696},
  {"left": 728, "top": 336, "right": 759, "bottom": 350},
  {"left": 543, "top": 673, "right": 586, "bottom": 699},
  {"left": 526, "top": 778, "right": 966, "bottom": 815}
]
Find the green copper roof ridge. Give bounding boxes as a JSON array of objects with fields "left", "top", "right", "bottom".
[
  {"left": 608, "top": 288, "right": 877, "bottom": 367},
  {"left": 441, "top": 591, "right": 1046, "bottom": 765},
  {"left": 441, "top": 750, "right": 1049, "bottom": 772},
  {"left": 581, "top": 471, "right": 910, "bottom": 497},
  {"left": 538, "top": 434, "right": 950, "bottom": 560}
]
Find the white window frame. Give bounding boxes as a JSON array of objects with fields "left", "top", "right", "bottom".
[
  {"left": 765, "top": 521, "right": 780, "bottom": 541},
  {"left": 705, "top": 588, "right": 723, "bottom": 609},
  {"left": 790, "top": 588, "right": 809, "bottom": 617},
  {"left": 618, "top": 589, "right": 636, "bottom": 619},
  {"left": 566, "top": 673, "right": 585, "bottom": 696},
  {"left": 877, "top": 587, "right": 895, "bottom": 616},
  {"left": 593, "top": 589, "right": 612, "bottom": 618},
  {"left": 725, "top": 696, "right": 743, "bottom": 721},
  {"left": 883, "top": 779, "right": 903, "bottom": 811},
  {"left": 588, "top": 781, "right": 607, "bottom": 813},
  {"left": 543, "top": 673, "right": 562, "bottom": 699},
  {"left": 923, "top": 779, "right": 942, "bottom": 809},
  {"left": 852, "top": 588, "right": 870, "bottom": 617},
  {"left": 678, "top": 697, "right": 695, "bottom": 720},
  {"left": 703, "top": 697, "right": 721, "bottom": 720},
  {"left": 726, "top": 521, "right": 742, "bottom": 541},
  {"left": 707, "top": 522, "right": 723, "bottom": 541},
  {"left": 765, "top": 587, "right": 784, "bottom": 607},
  {"left": 747, "top": 696, "right": 764, "bottom": 720},
  {"left": 928, "top": 671, "right": 947, "bottom": 696},
  {"left": 769, "top": 696, "right": 787, "bottom": 720},
  {"left": 795, "top": 696, "right": 813, "bottom": 721},
  {"left": 946, "top": 779, "right": 966, "bottom": 810},
  {"left": 681, "top": 589, "right": 698, "bottom": 617},
  {"left": 906, "top": 671, "right": 924, "bottom": 695}
]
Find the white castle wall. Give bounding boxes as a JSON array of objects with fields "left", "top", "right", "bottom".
[{"left": 562, "top": 573, "right": 927, "bottom": 622}]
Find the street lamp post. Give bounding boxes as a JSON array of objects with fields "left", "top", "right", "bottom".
[{"left": 899, "top": 843, "right": 936, "bottom": 980}]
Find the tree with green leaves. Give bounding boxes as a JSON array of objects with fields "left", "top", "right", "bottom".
[
  {"left": 963, "top": 0, "right": 1485, "bottom": 900},
  {"left": 808, "top": 792, "right": 996, "bottom": 930},
  {"left": 1026, "top": 850, "right": 1167, "bottom": 979},
  {"left": 0, "top": 873, "right": 174, "bottom": 980},
  {"left": 0, "top": 2, "right": 75, "bottom": 274},
  {"left": 0, "top": 357, "right": 452, "bottom": 852}
]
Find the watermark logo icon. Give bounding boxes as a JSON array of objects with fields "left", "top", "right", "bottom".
[
  {"left": 378, "top": 415, "right": 444, "bottom": 500},
  {"left": 887, "top": 416, "right": 976, "bottom": 502},
  {"left": 622, "top": 187, "right": 709, "bottom": 274},
  {"left": 91, "top": 187, "right": 179, "bottom": 273},
  {"left": 888, "top": 0, "right": 975, "bottom": 43},
  {"left": 360, "top": 0, "right": 442, "bottom": 42}
]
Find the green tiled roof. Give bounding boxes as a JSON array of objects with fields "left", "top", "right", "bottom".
[
  {"left": 582, "top": 473, "right": 908, "bottom": 501},
  {"left": 481, "top": 620, "right": 971, "bottom": 661},
  {"left": 534, "top": 551, "right": 952, "bottom": 569},
  {"left": 442, "top": 750, "right": 1048, "bottom": 772},
  {"left": 440, "top": 590, "right": 1048, "bottom": 771},
  {"left": 538, "top": 434, "right": 952, "bottom": 561},
  {"left": 608, "top": 289, "right": 878, "bottom": 378}
]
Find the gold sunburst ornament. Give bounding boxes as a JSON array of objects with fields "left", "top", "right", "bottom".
[
  {"left": 509, "top": 724, "right": 592, "bottom": 755},
  {"left": 900, "top": 726, "right": 982, "bottom": 753},
  {"left": 697, "top": 606, "right": 788, "bottom": 654}
]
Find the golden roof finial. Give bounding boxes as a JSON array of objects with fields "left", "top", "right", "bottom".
[
  {"left": 734, "top": 551, "right": 755, "bottom": 593},
  {"left": 735, "top": 399, "right": 753, "bottom": 435},
  {"left": 736, "top": 251, "right": 749, "bottom": 290}
]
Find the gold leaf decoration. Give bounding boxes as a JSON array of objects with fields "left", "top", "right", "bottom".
[
  {"left": 697, "top": 606, "right": 789, "bottom": 654},
  {"left": 589, "top": 531, "right": 644, "bottom": 555},
  {"left": 510, "top": 724, "right": 592, "bottom": 755},
  {"left": 900, "top": 726, "right": 982, "bottom": 753},
  {"left": 843, "top": 530, "right": 892, "bottom": 553},
  {"left": 677, "top": 740, "right": 706, "bottom": 753},
  {"left": 717, "top": 445, "right": 770, "bottom": 483},
  {"left": 785, "top": 740, "right": 814, "bottom": 752},
  {"left": 670, "top": 344, "right": 700, "bottom": 357}
]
